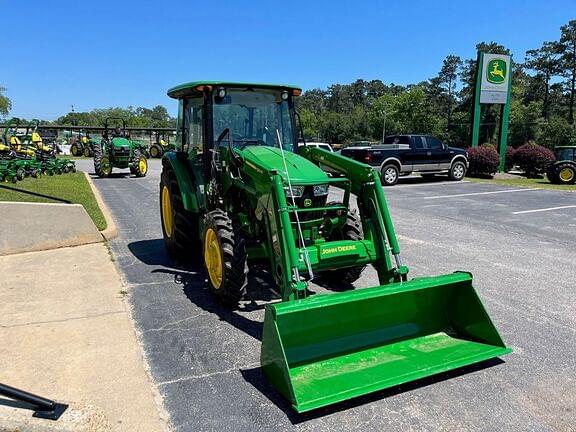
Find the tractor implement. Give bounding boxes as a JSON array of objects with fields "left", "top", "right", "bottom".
[{"left": 160, "top": 81, "right": 511, "bottom": 412}]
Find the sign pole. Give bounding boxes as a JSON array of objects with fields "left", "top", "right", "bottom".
[
  {"left": 470, "top": 51, "right": 483, "bottom": 148},
  {"left": 498, "top": 57, "right": 513, "bottom": 172}
]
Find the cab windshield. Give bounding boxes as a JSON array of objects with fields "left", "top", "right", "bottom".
[
  {"left": 213, "top": 88, "right": 296, "bottom": 152},
  {"left": 556, "top": 148, "right": 575, "bottom": 161}
]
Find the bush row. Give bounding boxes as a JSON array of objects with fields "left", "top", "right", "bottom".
[{"left": 467, "top": 143, "right": 556, "bottom": 178}]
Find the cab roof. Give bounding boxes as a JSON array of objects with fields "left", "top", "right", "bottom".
[{"left": 167, "top": 81, "right": 302, "bottom": 99}]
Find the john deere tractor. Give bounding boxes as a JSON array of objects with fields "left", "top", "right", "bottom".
[
  {"left": 159, "top": 81, "right": 510, "bottom": 413},
  {"left": 3, "top": 118, "right": 41, "bottom": 178},
  {"left": 26, "top": 120, "right": 76, "bottom": 174},
  {"left": 93, "top": 118, "right": 148, "bottom": 178},
  {"left": 149, "top": 132, "right": 174, "bottom": 158},
  {"left": 70, "top": 130, "right": 95, "bottom": 157},
  {"left": 547, "top": 146, "right": 576, "bottom": 185}
]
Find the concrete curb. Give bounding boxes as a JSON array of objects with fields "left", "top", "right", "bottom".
[
  {"left": 84, "top": 171, "right": 118, "bottom": 241},
  {"left": 0, "top": 202, "right": 103, "bottom": 256}
]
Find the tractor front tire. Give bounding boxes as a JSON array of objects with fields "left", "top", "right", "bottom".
[
  {"left": 83, "top": 147, "right": 91, "bottom": 157},
  {"left": 71, "top": 144, "right": 80, "bottom": 157},
  {"left": 203, "top": 210, "right": 248, "bottom": 307},
  {"left": 320, "top": 205, "right": 365, "bottom": 285},
  {"left": 132, "top": 150, "right": 148, "bottom": 177},
  {"left": 160, "top": 166, "right": 200, "bottom": 260},
  {"left": 94, "top": 144, "right": 111, "bottom": 178}
]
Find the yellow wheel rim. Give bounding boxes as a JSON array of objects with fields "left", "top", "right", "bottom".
[
  {"left": 102, "top": 158, "right": 111, "bottom": 175},
  {"left": 161, "top": 186, "right": 173, "bottom": 238},
  {"left": 559, "top": 167, "right": 574, "bottom": 182},
  {"left": 139, "top": 158, "right": 148, "bottom": 174},
  {"left": 204, "top": 228, "right": 223, "bottom": 289},
  {"left": 151, "top": 147, "right": 158, "bottom": 157}
]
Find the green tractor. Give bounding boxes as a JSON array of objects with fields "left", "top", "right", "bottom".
[
  {"left": 27, "top": 120, "right": 76, "bottom": 174},
  {"left": 547, "top": 146, "right": 576, "bottom": 185},
  {"left": 70, "top": 130, "right": 95, "bottom": 157},
  {"left": 159, "top": 81, "right": 511, "bottom": 413},
  {"left": 93, "top": 118, "right": 149, "bottom": 178},
  {"left": 149, "top": 132, "right": 175, "bottom": 158},
  {"left": 3, "top": 118, "right": 41, "bottom": 179}
]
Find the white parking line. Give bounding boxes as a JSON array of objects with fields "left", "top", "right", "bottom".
[
  {"left": 394, "top": 180, "right": 470, "bottom": 188},
  {"left": 424, "top": 188, "right": 540, "bottom": 200},
  {"left": 512, "top": 205, "right": 576, "bottom": 215}
]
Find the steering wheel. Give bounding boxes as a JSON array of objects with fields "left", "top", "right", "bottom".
[{"left": 234, "top": 137, "right": 267, "bottom": 150}]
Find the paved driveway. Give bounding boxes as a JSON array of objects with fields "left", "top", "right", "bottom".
[{"left": 76, "top": 159, "right": 576, "bottom": 431}]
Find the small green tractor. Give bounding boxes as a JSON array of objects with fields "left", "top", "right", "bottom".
[
  {"left": 3, "top": 118, "right": 41, "bottom": 179},
  {"left": 93, "top": 118, "right": 149, "bottom": 178},
  {"left": 149, "top": 132, "right": 175, "bottom": 158},
  {"left": 27, "top": 120, "right": 76, "bottom": 174},
  {"left": 547, "top": 146, "right": 576, "bottom": 185},
  {"left": 70, "top": 130, "right": 95, "bottom": 157},
  {"left": 159, "top": 81, "right": 510, "bottom": 413}
]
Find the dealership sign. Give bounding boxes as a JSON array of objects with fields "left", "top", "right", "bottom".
[{"left": 480, "top": 54, "right": 511, "bottom": 104}]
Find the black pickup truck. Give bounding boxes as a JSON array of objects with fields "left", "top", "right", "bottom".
[{"left": 341, "top": 134, "right": 469, "bottom": 185}]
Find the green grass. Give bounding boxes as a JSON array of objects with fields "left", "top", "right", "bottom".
[
  {"left": 466, "top": 175, "right": 575, "bottom": 192},
  {"left": 0, "top": 173, "right": 107, "bottom": 230}
]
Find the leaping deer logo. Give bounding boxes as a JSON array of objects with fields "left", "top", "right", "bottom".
[{"left": 487, "top": 59, "right": 506, "bottom": 83}]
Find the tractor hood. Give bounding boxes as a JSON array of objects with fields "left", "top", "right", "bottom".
[{"left": 240, "top": 146, "right": 329, "bottom": 185}]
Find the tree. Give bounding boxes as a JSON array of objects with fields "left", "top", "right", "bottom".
[
  {"left": 524, "top": 41, "right": 561, "bottom": 120},
  {"left": 0, "top": 86, "right": 11, "bottom": 119},
  {"left": 435, "top": 55, "right": 462, "bottom": 129},
  {"left": 557, "top": 20, "right": 576, "bottom": 123}
]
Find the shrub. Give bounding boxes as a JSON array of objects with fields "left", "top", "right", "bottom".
[
  {"left": 505, "top": 146, "right": 516, "bottom": 172},
  {"left": 514, "top": 143, "right": 555, "bottom": 178},
  {"left": 467, "top": 144, "right": 500, "bottom": 177}
]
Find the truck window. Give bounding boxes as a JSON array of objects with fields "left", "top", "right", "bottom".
[
  {"left": 411, "top": 136, "right": 424, "bottom": 149},
  {"left": 426, "top": 136, "right": 443, "bottom": 149},
  {"left": 384, "top": 135, "right": 410, "bottom": 145}
]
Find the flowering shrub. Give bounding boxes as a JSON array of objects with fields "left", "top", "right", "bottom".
[
  {"left": 467, "top": 144, "right": 500, "bottom": 177},
  {"left": 514, "top": 143, "right": 555, "bottom": 178}
]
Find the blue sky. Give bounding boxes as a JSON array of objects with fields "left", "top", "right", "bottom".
[{"left": 2, "top": 0, "right": 574, "bottom": 119}]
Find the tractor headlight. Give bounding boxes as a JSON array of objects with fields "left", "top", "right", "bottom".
[
  {"left": 217, "top": 87, "right": 226, "bottom": 98},
  {"left": 313, "top": 184, "right": 329, "bottom": 196},
  {"left": 281, "top": 91, "right": 289, "bottom": 101},
  {"left": 284, "top": 185, "right": 305, "bottom": 198}
]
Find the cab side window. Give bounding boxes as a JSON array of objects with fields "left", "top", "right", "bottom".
[
  {"left": 179, "top": 97, "right": 204, "bottom": 154},
  {"left": 426, "top": 136, "right": 443, "bottom": 149}
]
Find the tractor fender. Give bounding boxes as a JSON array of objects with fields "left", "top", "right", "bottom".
[{"left": 162, "top": 152, "right": 200, "bottom": 213}]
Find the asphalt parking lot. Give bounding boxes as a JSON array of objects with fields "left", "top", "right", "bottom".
[{"left": 75, "top": 159, "right": 575, "bottom": 431}]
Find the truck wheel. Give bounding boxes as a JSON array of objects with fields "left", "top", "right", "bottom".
[
  {"left": 160, "top": 166, "right": 200, "bottom": 259},
  {"left": 449, "top": 160, "right": 467, "bottom": 181},
  {"left": 319, "top": 204, "right": 365, "bottom": 285},
  {"left": 381, "top": 164, "right": 399, "bottom": 186},
  {"left": 132, "top": 150, "right": 148, "bottom": 177},
  {"left": 94, "top": 144, "right": 111, "bottom": 177},
  {"left": 555, "top": 162, "right": 576, "bottom": 184},
  {"left": 203, "top": 209, "right": 248, "bottom": 307}
]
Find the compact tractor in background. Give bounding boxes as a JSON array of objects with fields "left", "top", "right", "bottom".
[
  {"left": 70, "top": 130, "right": 95, "bottom": 157},
  {"left": 547, "top": 146, "right": 576, "bottom": 185},
  {"left": 149, "top": 132, "right": 174, "bottom": 158},
  {"left": 93, "top": 118, "right": 149, "bottom": 178},
  {"left": 159, "top": 81, "right": 510, "bottom": 413}
]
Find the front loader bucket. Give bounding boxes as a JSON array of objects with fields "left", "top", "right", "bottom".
[{"left": 261, "top": 272, "right": 511, "bottom": 413}]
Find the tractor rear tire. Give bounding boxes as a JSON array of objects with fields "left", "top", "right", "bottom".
[
  {"left": 150, "top": 145, "right": 163, "bottom": 158},
  {"left": 203, "top": 209, "right": 248, "bottom": 307},
  {"left": 319, "top": 204, "right": 366, "bottom": 285},
  {"left": 549, "top": 162, "right": 576, "bottom": 185},
  {"left": 160, "top": 166, "right": 200, "bottom": 260},
  {"left": 94, "top": 144, "right": 111, "bottom": 178},
  {"left": 132, "top": 150, "right": 148, "bottom": 177}
]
